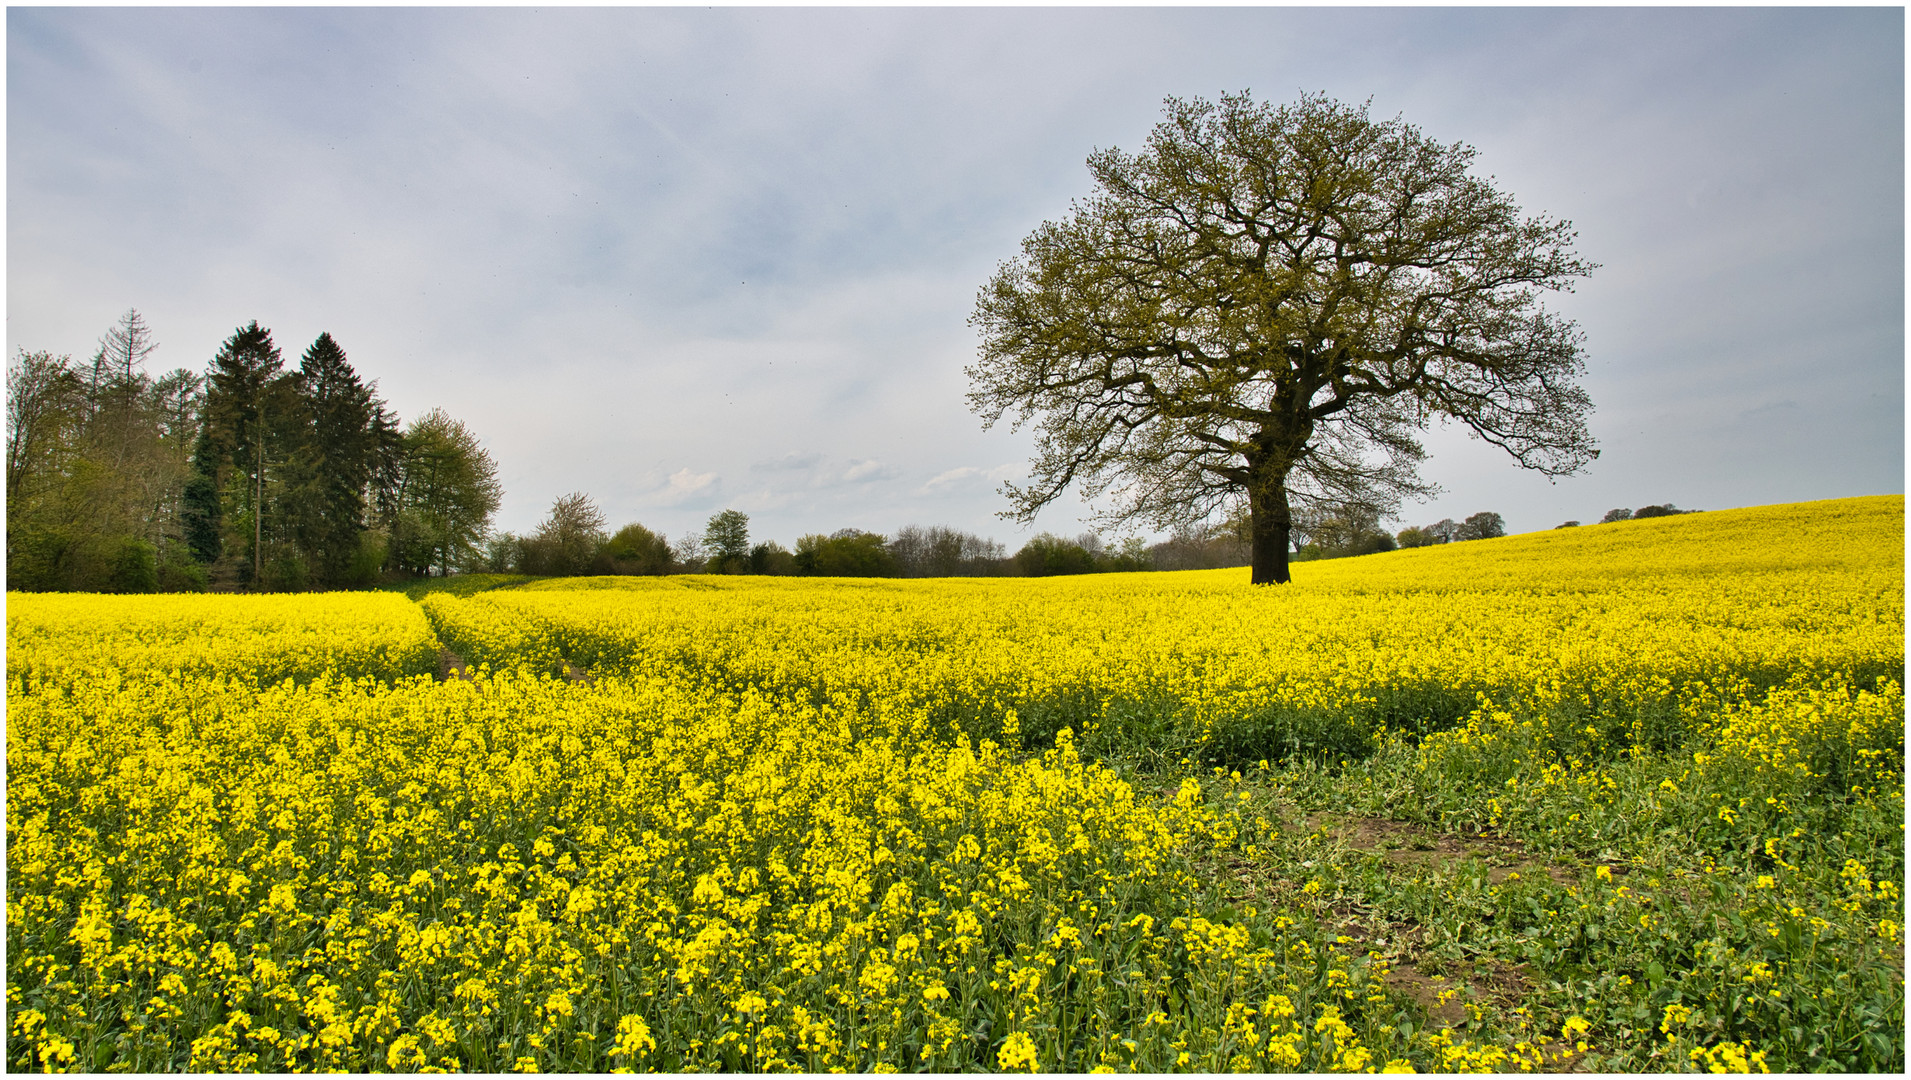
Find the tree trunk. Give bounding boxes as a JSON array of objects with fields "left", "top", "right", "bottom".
[{"left": 1249, "top": 476, "right": 1293, "bottom": 585}]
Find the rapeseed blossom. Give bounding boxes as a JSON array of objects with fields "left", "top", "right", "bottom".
[{"left": 7, "top": 495, "right": 1901, "bottom": 1072}]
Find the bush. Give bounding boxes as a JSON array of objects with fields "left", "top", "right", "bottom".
[
  {"left": 156, "top": 540, "right": 210, "bottom": 593},
  {"left": 260, "top": 549, "right": 310, "bottom": 593},
  {"left": 104, "top": 537, "right": 158, "bottom": 594}
]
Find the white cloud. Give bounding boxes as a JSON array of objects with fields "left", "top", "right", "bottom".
[
  {"left": 752, "top": 450, "right": 823, "bottom": 472},
  {"left": 842, "top": 459, "right": 897, "bottom": 484},
  {"left": 653, "top": 468, "right": 719, "bottom": 507},
  {"left": 7, "top": 7, "right": 1899, "bottom": 542},
  {"left": 921, "top": 463, "right": 1024, "bottom": 493}
]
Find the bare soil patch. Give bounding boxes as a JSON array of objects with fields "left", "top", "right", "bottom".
[
  {"left": 1308, "top": 812, "right": 1599, "bottom": 886},
  {"left": 438, "top": 648, "right": 474, "bottom": 682}
]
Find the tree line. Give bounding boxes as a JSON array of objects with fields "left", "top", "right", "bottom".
[
  {"left": 482, "top": 494, "right": 1452, "bottom": 581},
  {"left": 7, "top": 311, "right": 500, "bottom": 592},
  {"left": 6, "top": 311, "right": 1678, "bottom": 592}
]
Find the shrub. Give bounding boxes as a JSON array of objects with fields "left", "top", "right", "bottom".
[{"left": 104, "top": 537, "right": 158, "bottom": 594}]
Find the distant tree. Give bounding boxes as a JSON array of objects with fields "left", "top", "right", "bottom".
[
  {"left": 1456, "top": 511, "right": 1506, "bottom": 541},
  {"left": 388, "top": 408, "right": 502, "bottom": 577},
  {"left": 1426, "top": 519, "right": 1462, "bottom": 544},
  {"left": 1395, "top": 526, "right": 1438, "bottom": 549},
  {"left": 523, "top": 492, "right": 608, "bottom": 576},
  {"left": 967, "top": 92, "right": 1598, "bottom": 585},
  {"left": 482, "top": 531, "right": 525, "bottom": 574},
  {"left": 703, "top": 509, "right": 752, "bottom": 574},
  {"left": 1556, "top": 520, "right": 1581, "bottom": 528},
  {"left": 1599, "top": 508, "right": 1633, "bottom": 524},
  {"left": 1148, "top": 520, "right": 1251, "bottom": 571},
  {"left": 281, "top": 333, "right": 383, "bottom": 586},
  {"left": 748, "top": 541, "right": 796, "bottom": 575},
  {"left": 90, "top": 309, "right": 159, "bottom": 389},
  {"left": 890, "top": 525, "right": 1010, "bottom": 577},
  {"left": 1104, "top": 536, "right": 1154, "bottom": 572},
  {"left": 7, "top": 321, "right": 206, "bottom": 592},
  {"left": 1295, "top": 503, "right": 1396, "bottom": 559},
  {"left": 6, "top": 349, "right": 88, "bottom": 588},
  {"left": 1631, "top": 503, "right": 1683, "bottom": 519},
  {"left": 600, "top": 522, "right": 673, "bottom": 575},
  {"left": 673, "top": 530, "right": 707, "bottom": 573},
  {"left": 200, "top": 321, "right": 294, "bottom": 584},
  {"left": 795, "top": 530, "right": 896, "bottom": 577},
  {"left": 6, "top": 350, "right": 84, "bottom": 509},
  {"left": 1014, "top": 533, "right": 1099, "bottom": 576}
]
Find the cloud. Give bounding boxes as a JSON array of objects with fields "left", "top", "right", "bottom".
[
  {"left": 6, "top": 7, "right": 1898, "bottom": 543},
  {"left": 652, "top": 467, "right": 719, "bottom": 507},
  {"left": 921, "top": 463, "right": 1024, "bottom": 493},
  {"left": 842, "top": 458, "right": 897, "bottom": 484},
  {"left": 751, "top": 450, "right": 823, "bottom": 472}
]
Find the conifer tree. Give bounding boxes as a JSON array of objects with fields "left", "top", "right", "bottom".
[
  {"left": 284, "top": 332, "right": 381, "bottom": 585},
  {"left": 201, "top": 321, "right": 289, "bottom": 584}
]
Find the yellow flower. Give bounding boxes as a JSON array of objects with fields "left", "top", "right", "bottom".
[{"left": 997, "top": 1031, "right": 1039, "bottom": 1072}]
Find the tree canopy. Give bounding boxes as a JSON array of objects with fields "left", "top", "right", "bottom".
[
  {"left": 968, "top": 92, "right": 1598, "bottom": 583},
  {"left": 389, "top": 408, "right": 502, "bottom": 578}
]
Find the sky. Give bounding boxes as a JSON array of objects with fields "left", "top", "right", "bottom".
[{"left": 7, "top": 4, "right": 1904, "bottom": 550}]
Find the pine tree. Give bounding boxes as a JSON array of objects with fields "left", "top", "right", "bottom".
[
  {"left": 201, "top": 321, "right": 287, "bottom": 585},
  {"left": 285, "top": 332, "right": 380, "bottom": 585}
]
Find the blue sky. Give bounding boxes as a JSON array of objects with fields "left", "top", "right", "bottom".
[{"left": 8, "top": 5, "right": 1903, "bottom": 549}]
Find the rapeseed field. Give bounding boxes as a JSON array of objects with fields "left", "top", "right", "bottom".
[{"left": 8, "top": 496, "right": 1903, "bottom": 1072}]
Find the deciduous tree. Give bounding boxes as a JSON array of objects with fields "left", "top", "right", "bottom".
[
  {"left": 969, "top": 92, "right": 1597, "bottom": 584},
  {"left": 704, "top": 509, "right": 751, "bottom": 574},
  {"left": 523, "top": 492, "right": 608, "bottom": 576},
  {"left": 389, "top": 408, "right": 502, "bottom": 577}
]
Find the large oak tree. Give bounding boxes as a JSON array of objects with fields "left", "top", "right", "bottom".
[{"left": 968, "top": 92, "right": 1598, "bottom": 584}]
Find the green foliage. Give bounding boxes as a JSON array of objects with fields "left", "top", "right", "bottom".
[
  {"left": 1458, "top": 511, "right": 1506, "bottom": 540},
  {"left": 387, "top": 408, "right": 502, "bottom": 578},
  {"left": 155, "top": 540, "right": 209, "bottom": 593},
  {"left": 103, "top": 538, "right": 158, "bottom": 594},
  {"left": 1226, "top": 679, "right": 1905, "bottom": 1073},
  {"left": 600, "top": 522, "right": 673, "bottom": 575},
  {"left": 1014, "top": 533, "right": 1100, "bottom": 576},
  {"left": 704, "top": 509, "right": 751, "bottom": 574},
  {"left": 747, "top": 541, "right": 795, "bottom": 575},
  {"left": 794, "top": 530, "right": 897, "bottom": 577},
  {"left": 968, "top": 91, "right": 1597, "bottom": 584},
  {"left": 520, "top": 493, "right": 608, "bottom": 577},
  {"left": 7, "top": 324, "right": 205, "bottom": 593}
]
